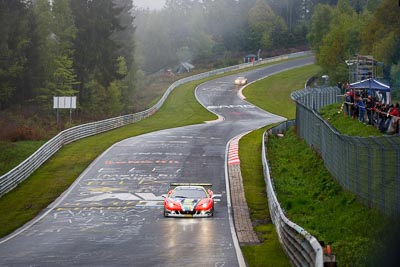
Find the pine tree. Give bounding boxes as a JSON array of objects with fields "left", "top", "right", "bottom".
[
  {"left": 71, "top": 0, "right": 123, "bottom": 102},
  {"left": 0, "top": 0, "right": 35, "bottom": 109},
  {"left": 33, "top": 0, "right": 78, "bottom": 109}
]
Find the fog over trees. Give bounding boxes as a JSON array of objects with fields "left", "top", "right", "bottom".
[
  {"left": 133, "top": 0, "right": 314, "bottom": 73},
  {"left": 132, "top": 0, "right": 166, "bottom": 10}
]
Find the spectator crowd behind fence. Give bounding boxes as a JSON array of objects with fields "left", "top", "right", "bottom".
[
  {"left": 343, "top": 89, "right": 400, "bottom": 134},
  {"left": 291, "top": 86, "right": 400, "bottom": 216}
]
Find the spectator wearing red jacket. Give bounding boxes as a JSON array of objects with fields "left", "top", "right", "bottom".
[
  {"left": 384, "top": 103, "right": 400, "bottom": 132},
  {"left": 389, "top": 103, "right": 399, "bottom": 117}
]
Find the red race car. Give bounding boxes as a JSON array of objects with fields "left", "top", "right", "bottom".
[{"left": 163, "top": 183, "right": 214, "bottom": 217}]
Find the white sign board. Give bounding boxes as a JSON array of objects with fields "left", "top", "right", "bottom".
[{"left": 53, "top": 96, "right": 76, "bottom": 109}]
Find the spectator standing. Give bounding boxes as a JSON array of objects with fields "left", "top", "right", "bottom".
[
  {"left": 344, "top": 92, "right": 352, "bottom": 116},
  {"left": 353, "top": 93, "right": 360, "bottom": 119},
  {"left": 349, "top": 90, "right": 355, "bottom": 118},
  {"left": 378, "top": 104, "right": 389, "bottom": 133},
  {"left": 386, "top": 104, "right": 400, "bottom": 133},
  {"left": 395, "top": 103, "right": 400, "bottom": 134},
  {"left": 390, "top": 103, "right": 400, "bottom": 117},
  {"left": 366, "top": 96, "right": 375, "bottom": 125},
  {"left": 356, "top": 96, "right": 366, "bottom": 123}
]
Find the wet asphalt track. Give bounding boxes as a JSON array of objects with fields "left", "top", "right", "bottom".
[{"left": 0, "top": 57, "right": 313, "bottom": 267}]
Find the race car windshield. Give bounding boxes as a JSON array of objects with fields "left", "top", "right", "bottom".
[{"left": 171, "top": 188, "right": 207, "bottom": 199}]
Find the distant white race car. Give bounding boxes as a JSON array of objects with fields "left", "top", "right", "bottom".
[{"left": 234, "top": 76, "right": 248, "bottom": 85}]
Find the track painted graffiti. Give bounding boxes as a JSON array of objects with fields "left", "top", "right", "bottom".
[{"left": 206, "top": 104, "right": 255, "bottom": 109}]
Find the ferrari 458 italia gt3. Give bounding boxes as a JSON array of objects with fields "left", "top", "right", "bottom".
[{"left": 163, "top": 183, "right": 214, "bottom": 218}]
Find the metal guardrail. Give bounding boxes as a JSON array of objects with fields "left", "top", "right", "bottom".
[
  {"left": 262, "top": 125, "right": 323, "bottom": 267},
  {"left": 291, "top": 86, "right": 400, "bottom": 215},
  {"left": 0, "top": 51, "right": 312, "bottom": 197}
]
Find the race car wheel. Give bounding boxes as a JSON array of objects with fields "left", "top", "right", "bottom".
[{"left": 163, "top": 208, "right": 168, "bottom": 217}]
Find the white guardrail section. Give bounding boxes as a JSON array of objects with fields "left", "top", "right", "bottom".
[
  {"left": 0, "top": 51, "right": 312, "bottom": 197},
  {"left": 262, "top": 128, "right": 323, "bottom": 267}
]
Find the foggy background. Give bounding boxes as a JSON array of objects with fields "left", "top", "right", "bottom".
[{"left": 132, "top": 0, "right": 166, "bottom": 10}]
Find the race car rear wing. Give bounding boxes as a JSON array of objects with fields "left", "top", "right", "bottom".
[{"left": 170, "top": 182, "right": 212, "bottom": 187}]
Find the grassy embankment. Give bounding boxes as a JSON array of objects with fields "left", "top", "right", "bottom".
[
  {"left": 0, "top": 141, "right": 46, "bottom": 177},
  {"left": 242, "top": 65, "right": 400, "bottom": 266},
  {"left": 319, "top": 102, "right": 382, "bottom": 137}
]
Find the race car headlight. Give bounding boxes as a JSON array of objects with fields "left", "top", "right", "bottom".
[
  {"left": 202, "top": 201, "right": 209, "bottom": 208},
  {"left": 165, "top": 199, "right": 181, "bottom": 210},
  {"left": 196, "top": 199, "right": 212, "bottom": 210}
]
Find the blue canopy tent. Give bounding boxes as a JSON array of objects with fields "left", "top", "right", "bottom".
[{"left": 350, "top": 78, "right": 391, "bottom": 104}]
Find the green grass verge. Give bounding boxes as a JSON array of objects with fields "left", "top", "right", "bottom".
[
  {"left": 319, "top": 102, "right": 383, "bottom": 137},
  {"left": 239, "top": 127, "right": 290, "bottom": 267},
  {"left": 243, "top": 64, "right": 322, "bottom": 119},
  {"left": 267, "top": 128, "right": 400, "bottom": 266},
  {"left": 0, "top": 141, "right": 46, "bottom": 175}
]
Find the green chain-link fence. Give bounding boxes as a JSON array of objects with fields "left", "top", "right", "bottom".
[{"left": 291, "top": 87, "right": 400, "bottom": 216}]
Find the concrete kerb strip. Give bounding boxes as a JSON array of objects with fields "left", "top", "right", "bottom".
[
  {"left": 225, "top": 135, "right": 247, "bottom": 267},
  {"left": 226, "top": 133, "right": 260, "bottom": 245}
]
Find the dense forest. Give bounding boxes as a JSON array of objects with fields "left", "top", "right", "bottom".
[
  {"left": 0, "top": 0, "right": 135, "bottom": 118},
  {"left": 0, "top": 0, "right": 398, "bottom": 141}
]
